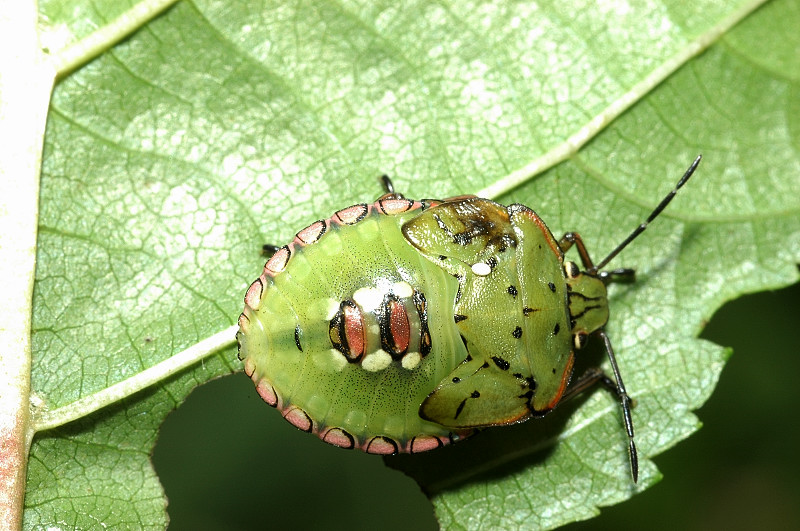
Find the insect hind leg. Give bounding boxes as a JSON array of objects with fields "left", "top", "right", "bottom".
[{"left": 562, "top": 331, "right": 639, "bottom": 483}]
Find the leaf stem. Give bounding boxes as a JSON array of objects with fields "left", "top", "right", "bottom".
[
  {"left": 33, "top": 325, "right": 238, "bottom": 433},
  {"left": 0, "top": 0, "right": 55, "bottom": 527}
]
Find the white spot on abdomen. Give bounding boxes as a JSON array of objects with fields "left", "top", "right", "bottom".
[
  {"left": 353, "top": 287, "right": 384, "bottom": 312},
  {"left": 401, "top": 351, "right": 421, "bottom": 370},
  {"left": 361, "top": 349, "right": 392, "bottom": 372}
]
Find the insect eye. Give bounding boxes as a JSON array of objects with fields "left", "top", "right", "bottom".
[
  {"left": 573, "top": 331, "right": 589, "bottom": 350},
  {"left": 564, "top": 261, "right": 580, "bottom": 279}
]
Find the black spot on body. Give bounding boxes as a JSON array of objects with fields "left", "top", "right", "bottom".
[
  {"left": 492, "top": 356, "right": 510, "bottom": 370},
  {"left": 455, "top": 398, "right": 468, "bottom": 419},
  {"left": 512, "top": 326, "right": 523, "bottom": 339},
  {"left": 523, "top": 307, "right": 537, "bottom": 316},
  {"left": 454, "top": 233, "right": 473, "bottom": 246},
  {"left": 294, "top": 325, "right": 303, "bottom": 351},
  {"left": 454, "top": 314, "right": 468, "bottom": 323},
  {"left": 566, "top": 262, "right": 579, "bottom": 277},
  {"left": 455, "top": 277, "right": 464, "bottom": 303},
  {"left": 507, "top": 285, "right": 518, "bottom": 297},
  {"left": 452, "top": 377, "right": 461, "bottom": 383},
  {"left": 548, "top": 281, "right": 556, "bottom": 293},
  {"left": 413, "top": 290, "right": 432, "bottom": 357},
  {"left": 553, "top": 323, "right": 560, "bottom": 335},
  {"left": 471, "top": 390, "right": 481, "bottom": 398},
  {"left": 487, "top": 256, "right": 498, "bottom": 270}
]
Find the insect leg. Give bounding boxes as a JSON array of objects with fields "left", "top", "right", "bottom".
[
  {"left": 261, "top": 244, "right": 281, "bottom": 256},
  {"left": 557, "top": 232, "right": 595, "bottom": 269},
  {"left": 562, "top": 331, "right": 639, "bottom": 483},
  {"left": 380, "top": 174, "right": 394, "bottom": 193},
  {"left": 378, "top": 174, "right": 409, "bottom": 201}
]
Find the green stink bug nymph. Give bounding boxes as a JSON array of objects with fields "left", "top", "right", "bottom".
[{"left": 237, "top": 156, "right": 702, "bottom": 482}]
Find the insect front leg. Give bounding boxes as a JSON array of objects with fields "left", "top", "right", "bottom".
[
  {"left": 559, "top": 232, "right": 635, "bottom": 283},
  {"left": 558, "top": 232, "right": 595, "bottom": 270}
]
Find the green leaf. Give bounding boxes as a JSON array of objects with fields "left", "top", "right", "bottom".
[{"left": 26, "top": 0, "right": 799, "bottom": 529}]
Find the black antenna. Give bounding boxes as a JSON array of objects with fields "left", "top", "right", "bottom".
[{"left": 589, "top": 155, "right": 702, "bottom": 274}]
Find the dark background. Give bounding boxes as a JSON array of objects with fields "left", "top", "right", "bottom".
[{"left": 154, "top": 279, "right": 800, "bottom": 530}]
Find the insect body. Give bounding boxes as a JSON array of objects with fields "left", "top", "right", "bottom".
[{"left": 237, "top": 157, "right": 702, "bottom": 481}]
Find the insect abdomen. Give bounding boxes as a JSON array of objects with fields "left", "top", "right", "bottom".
[{"left": 238, "top": 200, "right": 473, "bottom": 452}]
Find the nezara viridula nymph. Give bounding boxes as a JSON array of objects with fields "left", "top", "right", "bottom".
[{"left": 237, "top": 156, "right": 702, "bottom": 482}]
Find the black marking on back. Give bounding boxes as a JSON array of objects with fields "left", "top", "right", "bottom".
[
  {"left": 523, "top": 307, "right": 538, "bottom": 316},
  {"left": 455, "top": 398, "right": 469, "bottom": 419},
  {"left": 414, "top": 289, "right": 432, "bottom": 357},
  {"left": 454, "top": 314, "right": 468, "bottom": 323},
  {"left": 512, "top": 326, "right": 523, "bottom": 339},
  {"left": 455, "top": 390, "right": 482, "bottom": 420},
  {"left": 294, "top": 325, "right": 303, "bottom": 351},
  {"left": 518, "top": 389, "right": 535, "bottom": 414},
  {"left": 569, "top": 292, "right": 603, "bottom": 302},
  {"left": 328, "top": 299, "right": 362, "bottom": 362},
  {"left": 548, "top": 281, "right": 556, "bottom": 293},
  {"left": 507, "top": 285, "right": 518, "bottom": 297},
  {"left": 569, "top": 305, "right": 603, "bottom": 321},
  {"left": 553, "top": 323, "right": 560, "bottom": 335},
  {"left": 433, "top": 213, "right": 472, "bottom": 246},
  {"left": 455, "top": 275, "right": 464, "bottom": 304},
  {"left": 328, "top": 301, "right": 350, "bottom": 356},
  {"left": 495, "top": 233, "right": 518, "bottom": 252},
  {"left": 568, "top": 291, "right": 605, "bottom": 319},
  {"left": 378, "top": 292, "right": 406, "bottom": 359},
  {"left": 492, "top": 356, "right": 510, "bottom": 370}
]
